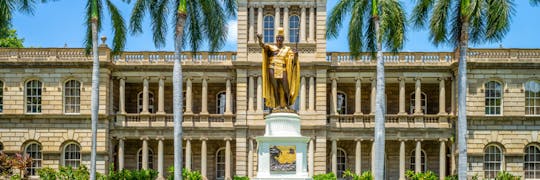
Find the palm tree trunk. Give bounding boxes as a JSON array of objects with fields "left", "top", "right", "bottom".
[
  {"left": 173, "top": 12, "right": 187, "bottom": 180},
  {"left": 373, "top": 16, "right": 386, "bottom": 180},
  {"left": 457, "top": 20, "right": 469, "bottom": 180},
  {"left": 89, "top": 18, "right": 99, "bottom": 180}
]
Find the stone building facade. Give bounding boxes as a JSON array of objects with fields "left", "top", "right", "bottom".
[{"left": 1, "top": 0, "right": 540, "bottom": 179}]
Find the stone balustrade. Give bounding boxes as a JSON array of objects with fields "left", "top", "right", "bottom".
[
  {"left": 116, "top": 113, "right": 235, "bottom": 128},
  {"left": 328, "top": 114, "right": 452, "bottom": 128},
  {"left": 113, "top": 51, "right": 237, "bottom": 65}
]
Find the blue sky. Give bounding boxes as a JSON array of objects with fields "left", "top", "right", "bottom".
[{"left": 12, "top": 0, "right": 540, "bottom": 52}]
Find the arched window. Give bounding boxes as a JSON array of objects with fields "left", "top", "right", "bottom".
[
  {"left": 485, "top": 81, "right": 502, "bottom": 115},
  {"left": 409, "top": 150, "right": 427, "bottom": 172},
  {"left": 0, "top": 80, "right": 3, "bottom": 113},
  {"left": 337, "top": 92, "right": 347, "bottom": 114},
  {"left": 525, "top": 81, "right": 540, "bottom": 115},
  {"left": 64, "top": 80, "right": 81, "bottom": 114},
  {"left": 409, "top": 92, "right": 427, "bottom": 114},
  {"left": 25, "top": 142, "right": 42, "bottom": 176},
  {"left": 137, "top": 148, "right": 154, "bottom": 170},
  {"left": 26, "top": 80, "right": 42, "bottom": 113},
  {"left": 484, "top": 145, "right": 503, "bottom": 179},
  {"left": 289, "top": 15, "right": 300, "bottom": 42},
  {"left": 217, "top": 91, "right": 226, "bottom": 114},
  {"left": 337, "top": 148, "right": 347, "bottom": 178},
  {"left": 263, "top": 15, "right": 274, "bottom": 43},
  {"left": 63, "top": 143, "right": 81, "bottom": 168},
  {"left": 216, "top": 148, "right": 226, "bottom": 180},
  {"left": 525, "top": 145, "right": 540, "bottom": 179},
  {"left": 137, "top": 91, "right": 155, "bottom": 113}
]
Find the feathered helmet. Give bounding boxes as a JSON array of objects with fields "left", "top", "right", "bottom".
[{"left": 276, "top": 27, "right": 284, "bottom": 37}]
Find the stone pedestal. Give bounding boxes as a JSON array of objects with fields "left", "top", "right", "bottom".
[{"left": 255, "top": 113, "right": 311, "bottom": 180}]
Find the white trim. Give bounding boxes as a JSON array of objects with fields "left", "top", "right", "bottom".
[
  {"left": 409, "top": 149, "right": 428, "bottom": 172},
  {"left": 137, "top": 91, "right": 155, "bottom": 113},
  {"left": 25, "top": 80, "right": 43, "bottom": 114},
  {"left": 137, "top": 147, "right": 155, "bottom": 170},
  {"left": 337, "top": 91, "right": 347, "bottom": 114},
  {"left": 525, "top": 80, "right": 540, "bottom": 115},
  {"left": 484, "top": 81, "right": 504, "bottom": 116},
  {"left": 24, "top": 142, "right": 42, "bottom": 176},
  {"left": 62, "top": 142, "right": 81, "bottom": 168},
  {"left": 484, "top": 144, "right": 504, "bottom": 179},
  {"left": 216, "top": 91, "right": 227, "bottom": 114},
  {"left": 63, "top": 80, "right": 81, "bottom": 114},
  {"left": 409, "top": 91, "right": 427, "bottom": 114},
  {"left": 525, "top": 144, "right": 540, "bottom": 179},
  {"left": 216, "top": 147, "right": 226, "bottom": 180},
  {"left": 336, "top": 148, "right": 347, "bottom": 179}
]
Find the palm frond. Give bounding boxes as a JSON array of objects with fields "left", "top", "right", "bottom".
[
  {"left": 532, "top": 0, "right": 540, "bottom": 6},
  {"left": 106, "top": 0, "right": 127, "bottom": 55},
  {"left": 0, "top": 0, "right": 13, "bottom": 30},
  {"left": 484, "top": 0, "right": 514, "bottom": 43},
  {"left": 347, "top": 0, "right": 367, "bottom": 57},
  {"left": 449, "top": 0, "right": 462, "bottom": 47},
  {"left": 200, "top": 0, "right": 227, "bottom": 52},
  {"left": 411, "top": 0, "right": 434, "bottom": 29},
  {"left": 326, "top": 0, "right": 355, "bottom": 39},
  {"left": 429, "top": 0, "right": 451, "bottom": 46},
  {"left": 222, "top": 0, "right": 237, "bottom": 17},
  {"left": 149, "top": 0, "right": 169, "bottom": 48},
  {"left": 84, "top": 0, "right": 103, "bottom": 54},
  {"left": 18, "top": 0, "right": 36, "bottom": 15},
  {"left": 129, "top": 0, "right": 148, "bottom": 34},
  {"left": 468, "top": 0, "right": 485, "bottom": 44},
  {"left": 365, "top": 11, "right": 377, "bottom": 55},
  {"left": 184, "top": 0, "right": 202, "bottom": 52},
  {"left": 380, "top": 0, "right": 406, "bottom": 52}
]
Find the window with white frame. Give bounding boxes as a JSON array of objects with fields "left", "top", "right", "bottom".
[
  {"left": 216, "top": 148, "right": 226, "bottom": 180},
  {"left": 485, "top": 81, "right": 502, "bottom": 115},
  {"left": 137, "top": 91, "right": 155, "bottom": 113},
  {"left": 337, "top": 148, "right": 347, "bottom": 178},
  {"left": 289, "top": 15, "right": 300, "bottom": 42},
  {"left": 26, "top": 80, "right": 42, "bottom": 113},
  {"left": 217, "top": 91, "right": 226, "bottom": 114},
  {"left": 0, "top": 81, "right": 3, "bottom": 113},
  {"left": 409, "top": 150, "right": 427, "bottom": 172},
  {"left": 484, "top": 145, "right": 502, "bottom": 179},
  {"left": 63, "top": 143, "right": 81, "bottom": 168},
  {"left": 25, "top": 142, "right": 42, "bottom": 176},
  {"left": 337, "top": 92, "right": 347, "bottom": 114},
  {"left": 263, "top": 15, "right": 274, "bottom": 43},
  {"left": 525, "top": 145, "right": 540, "bottom": 179},
  {"left": 525, "top": 81, "right": 540, "bottom": 115},
  {"left": 409, "top": 92, "right": 427, "bottom": 114},
  {"left": 64, "top": 80, "right": 81, "bottom": 113},
  {"left": 137, "top": 148, "right": 154, "bottom": 170}
]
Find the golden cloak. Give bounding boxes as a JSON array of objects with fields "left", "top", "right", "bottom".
[{"left": 262, "top": 44, "right": 301, "bottom": 108}]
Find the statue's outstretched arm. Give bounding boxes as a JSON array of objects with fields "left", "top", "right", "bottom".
[{"left": 256, "top": 33, "right": 265, "bottom": 48}]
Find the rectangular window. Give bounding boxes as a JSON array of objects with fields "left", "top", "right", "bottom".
[
  {"left": 64, "top": 80, "right": 81, "bottom": 113},
  {"left": 485, "top": 82, "right": 502, "bottom": 115},
  {"left": 26, "top": 80, "right": 42, "bottom": 113}
]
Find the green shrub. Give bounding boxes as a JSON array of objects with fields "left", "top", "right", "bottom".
[
  {"left": 313, "top": 172, "right": 337, "bottom": 180},
  {"left": 343, "top": 170, "right": 373, "bottom": 180},
  {"left": 444, "top": 175, "right": 458, "bottom": 180},
  {"left": 166, "top": 166, "right": 202, "bottom": 180},
  {"left": 405, "top": 170, "right": 438, "bottom": 180},
  {"left": 233, "top": 175, "right": 250, "bottom": 180},
  {"left": 496, "top": 171, "right": 521, "bottom": 180},
  {"left": 37, "top": 167, "right": 57, "bottom": 180}
]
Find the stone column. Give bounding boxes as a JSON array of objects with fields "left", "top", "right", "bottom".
[
  {"left": 371, "top": 140, "right": 375, "bottom": 171},
  {"left": 331, "top": 78, "right": 338, "bottom": 115},
  {"left": 399, "top": 140, "right": 406, "bottom": 180},
  {"left": 439, "top": 139, "right": 447, "bottom": 180},
  {"left": 256, "top": 76, "right": 263, "bottom": 112},
  {"left": 248, "top": 76, "right": 255, "bottom": 112},
  {"left": 185, "top": 78, "right": 193, "bottom": 114},
  {"left": 414, "top": 77, "right": 423, "bottom": 115},
  {"left": 370, "top": 78, "right": 376, "bottom": 114},
  {"left": 415, "top": 139, "right": 422, "bottom": 173},
  {"left": 201, "top": 78, "right": 209, "bottom": 114},
  {"left": 439, "top": 77, "right": 447, "bottom": 115},
  {"left": 451, "top": 77, "right": 456, "bottom": 116},
  {"left": 185, "top": 138, "right": 192, "bottom": 171},
  {"left": 355, "top": 139, "right": 362, "bottom": 174},
  {"left": 201, "top": 138, "right": 208, "bottom": 178},
  {"left": 283, "top": 6, "right": 289, "bottom": 43},
  {"left": 141, "top": 77, "right": 150, "bottom": 114},
  {"left": 118, "top": 137, "right": 125, "bottom": 170},
  {"left": 257, "top": 5, "right": 263, "bottom": 39},
  {"left": 308, "top": 6, "right": 315, "bottom": 42},
  {"left": 308, "top": 138, "right": 314, "bottom": 176},
  {"left": 248, "top": 138, "right": 254, "bottom": 178},
  {"left": 309, "top": 76, "right": 315, "bottom": 111},
  {"left": 157, "top": 137, "right": 164, "bottom": 179},
  {"left": 331, "top": 139, "right": 337, "bottom": 175},
  {"left": 225, "top": 78, "right": 232, "bottom": 114},
  {"left": 119, "top": 77, "right": 126, "bottom": 114},
  {"left": 450, "top": 142, "right": 456, "bottom": 174},
  {"left": 225, "top": 138, "right": 232, "bottom": 180},
  {"left": 354, "top": 78, "right": 362, "bottom": 115},
  {"left": 274, "top": 6, "right": 280, "bottom": 37},
  {"left": 141, "top": 137, "right": 149, "bottom": 170},
  {"left": 398, "top": 77, "right": 406, "bottom": 115},
  {"left": 300, "top": 76, "right": 306, "bottom": 112},
  {"left": 157, "top": 77, "right": 165, "bottom": 114},
  {"left": 249, "top": 6, "right": 255, "bottom": 43},
  {"left": 299, "top": 6, "right": 306, "bottom": 43}
]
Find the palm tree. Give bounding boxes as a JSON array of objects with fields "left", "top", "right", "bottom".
[
  {"left": 84, "top": 0, "right": 126, "bottom": 179},
  {"left": 411, "top": 0, "right": 514, "bottom": 179},
  {"left": 128, "top": 0, "right": 236, "bottom": 179},
  {"left": 0, "top": 0, "right": 55, "bottom": 30},
  {"left": 532, "top": 0, "right": 540, "bottom": 6},
  {"left": 327, "top": 0, "right": 406, "bottom": 179}
]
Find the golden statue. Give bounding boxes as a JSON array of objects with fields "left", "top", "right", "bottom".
[{"left": 257, "top": 28, "right": 300, "bottom": 111}]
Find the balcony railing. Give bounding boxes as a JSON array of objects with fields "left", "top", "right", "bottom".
[
  {"left": 328, "top": 114, "right": 452, "bottom": 128},
  {"left": 326, "top": 52, "right": 454, "bottom": 65},
  {"left": 113, "top": 51, "right": 237, "bottom": 65},
  {"left": 115, "top": 113, "right": 235, "bottom": 128}
]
